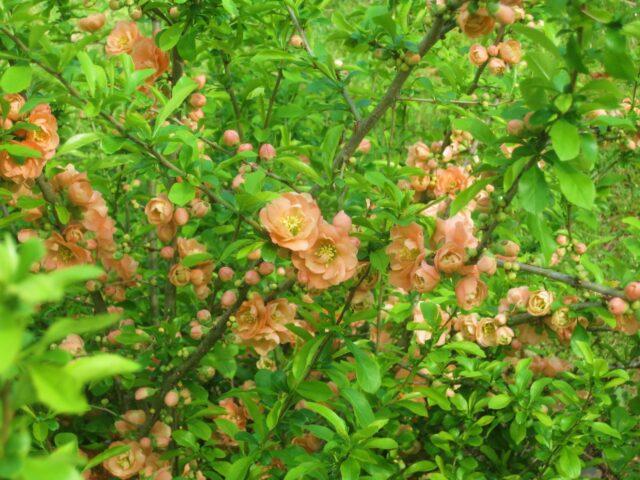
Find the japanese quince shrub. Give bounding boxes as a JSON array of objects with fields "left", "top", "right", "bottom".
[{"left": 0, "top": 0, "right": 639, "bottom": 479}]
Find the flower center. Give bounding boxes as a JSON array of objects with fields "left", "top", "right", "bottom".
[
  {"left": 282, "top": 214, "right": 304, "bottom": 236},
  {"left": 58, "top": 244, "right": 75, "bottom": 263},
  {"left": 316, "top": 241, "right": 337, "bottom": 264}
]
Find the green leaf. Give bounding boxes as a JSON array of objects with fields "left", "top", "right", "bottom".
[
  {"left": 451, "top": 117, "right": 496, "bottom": 145},
  {"left": 550, "top": 120, "right": 580, "bottom": 161},
  {"left": 553, "top": 162, "right": 595, "bottom": 209},
  {"left": 168, "top": 182, "right": 196, "bottom": 206},
  {"left": 57, "top": 133, "right": 101, "bottom": 156},
  {"left": 450, "top": 176, "right": 497, "bottom": 216},
  {"left": 518, "top": 167, "right": 550, "bottom": 214},
  {"left": 591, "top": 422, "right": 621, "bottom": 440},
  {"left": 341, "top": 387, "right": 375, "bottom": 428},
  {"left": 154, "top": 76, "right": 198, "bottom": 134},
  {"left": 188, "top": 419, "right": 213, "bottom": 441},
  {"left": 29, "top": 364, "right": 88, "bottom": 414},
  {"left": 158, "top": 23, "right": 184, "bottom": 51},
  {"left": 488, "top": 394, "right": 512, "bottom": 409},
  {"left": 512, "top": 25, "right": 562, "bottom": 59},
  {"left": 304, "top": 401, "right": 349, "bottom": 438},
  {"left": 442, "top": 341, "right": 486, "bottom": 358},
  {"left": 345, "top": 340, "right": 381, "bottom": 394},
  {"left": 64, "top": 354, "right": 140, "bottom": 383},
  {"left": 77, "top": 52, "right": 96, "bottom": 96},
  {"left": 83, "top": 444, "right": 130, "bottom": 471},
  {"left": 40, "top": 314, "right": 119, "bottom": 347},
  {"left": 0, "top": 321, "right": 22, "bottom": 377},
  {"left": 340, "top": 457, "right": 360, "bottom": 480},
  {"left": 556, "top": 447, "right": 581, "bottom": 479},
  {"left": 0, "top": 143, "right": 42, "bottom": 158},
  {"left": 1, "top": 65, "right": 32, "bottom": 93},
  {"left": 221, "top": 0, "right": 239, "bottom": 17}
]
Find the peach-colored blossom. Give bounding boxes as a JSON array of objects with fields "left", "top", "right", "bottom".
[
  {"left": 59, "top": 334, "right": 85, "bottom": 356},
  {"left": 291, "top": 220, "right": 359, "bottom": 290},
  {"left": 114, "top": 410, "right": 146, "bottom": 434},
  {"left": 475, "top": 317, "right": 499, "bottom": 347},
  {"left": 477, "top": 255, "right": 497, "bottom": 275},
  {"left": 145, "top": 195, "right": 174, "bottom": 225},
  {"left": 25, "top": 104, "right": 59, "bottom": 159},
  {"left": 223, "top": 129, "right": 240, "bottom": 146},
  {"left": 244, "top": 270, "right": 261, "bottom": 285},
  {"left": 259, "top": 143, "right": 276, "bottom": 161},
  {"left": 106, "top": 22, "right": 140, "bottom": 55},
  {"left": 529, "top": 356, "right": 572, "bottom": 377},
  {"left": 452, "top": 313, "right": 479, "bottom": 340},
  {"left": 102, "top": 441, "right": 146, "bottom": 480},
  {"left": 68, "top": 176, "right": 99, "bottom": 207},
  {"left": 457, "top": 3, "right": 496, "bottom": 38},
  {"left": 469, "top": 44, "right": 488, "bottom": 65},
  {"left": 495, "top": 4, "right": 516, "bottom": 24},
  {"left": 260, "top": 192, "right": 321, "bottom": 251},
  {"left": 235, "top": 294, "right": 278, "bottom": 355},
  {"left": 434, "top": 166, "right": 468, "bottom": 197},
  {"left": 292, "top": 433, "right": 323, "bottom": 453},
  {"left": 150, "top": 421, "right": 172, "bottom": 449},
  {"left": 386, "top": 223, "right": 426, "bottom": 291},
  {"left": 496, "top": 326, "right": 514, "bottom": 345},
  {"left": 357, "top": 138, "right": 371, "bottom": 154},
  {"left": 176, "top": 237, "right": 206, "bottom": 259},
  {"left": 0, "top": 142, "right": 46, "bottom": 183},
  {"left": 130, "top": 37, "right": 170, "bottom": 82},
  {"left": 608, "top": 297, "right": 628, "bottom": 315},
  {"left": 3, "top": 94, "right": 25, "bottom": 121},
  {"left": 498, "top": 39, "right": 522, "bottom": 65},
  {"left": 78, "top": 13, "right": 106, "bottom": 32},
  {"left": 434, "top": 242, "right": 466, "bottom": 274},
  {"left": 432, "top": 211, "right": 478, "bottom": 249},
  {"left": 406, "top": 141, "right": 431, "bottom": 170},
  {"left": 615, "top": 314, "right": 639, "bottom": 335},
  {"left": 168, "top": 264, "right": 191, "bottom": 287},
  {"left": 412, "top": 261, "right": 440, "bottom": 293},
  {"left": 625, "top": 281, "right": 640, "bottom": 301},
  {"left": 526, "top": 290, "right": 554, "bottom": 316},
  {"left": 43, "top": 232, "right": 92, "bottom": 270},
  {"left": 488, "top": 57, "right": 506, "bottom": 75},
  {"left": 455, "top": 275, "right": 488, "bottom": 310}
]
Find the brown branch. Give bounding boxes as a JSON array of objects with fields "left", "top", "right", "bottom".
[
  {"left": 221, "top": 54, "right": 244, "bottom": 138},
  {"left": 329, "top": 7, "right": 459, "bottom": 175},
  {"left": 497, "top": 259, "right": 626, "bottom": 299},
  {"left": 264, "top": 67, "right": 283, "bottom": 129},
  {"left": 508, "top": 301, "right": 603, "bottom": 326}
]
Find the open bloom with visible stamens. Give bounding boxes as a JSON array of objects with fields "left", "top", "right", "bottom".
[
  {"left": 386, "top": 223, "right": 426, "bottom": 291},
  {"left": 292, "top": 220, "right": 359, "bottom": 289},
  {"left": 260, "top": 192, "right": 322, "bottom": 251},
  {"left": 106, "top": 22, "right": 140, "bottom": 55}
]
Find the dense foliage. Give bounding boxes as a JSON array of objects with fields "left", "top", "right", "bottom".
[{"left": 1, "top": 0, "right": 639, "bottom": 479}]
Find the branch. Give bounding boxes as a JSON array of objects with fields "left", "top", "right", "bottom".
[
  {"left": 221, "top": 54, "right": 244, "bottom": 137},
  {"left": 508, "top": 301, "right": 602, "bottom": 326},
  {"left": 497, "top": 259, "right": 626, "bottom": 299},
  {"left": 330, "top": 8, "right": 459, "bottom": 174},
  {"left": 264, "top": 67, "right": 283, "bottom": 129}
]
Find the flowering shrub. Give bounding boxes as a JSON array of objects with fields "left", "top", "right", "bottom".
[{"left": 1, "top": 0, "right": 639, "bottom": 479}]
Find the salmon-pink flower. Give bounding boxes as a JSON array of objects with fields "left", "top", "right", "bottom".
[
  {"left": 434, "top": 242, "right": 466, "bottom": 274},
  {"left": 434, "top": 166, "right": 469, "bottom": 197},
  {"left": 292, "top": 433, "right": 323, "bottom": 453},
  {"left": 102, "top": 441, "right": 146, "bottom": 479},
  {"left": 150, "top": 421, "right": 172, "bottom": 449},
  {"left": 432, "top": 211, "right": 478, "bottom": 249},
  {"left": 26, "top": 104, "right": 59, "bottom": 159},
  {"left": 291, "top": 219, "right": 359, "bottom": 290},
  {"left": 386, "top": 223, "right": 426, "bottom": 291},
  {"left": 455, "top": 275, "right": 488, "bottom": 310},
  {"left": 625, "top": 281, "right": 640, "bottom": 301},
  {"left": 406, "top": 141, "right": 431, "bottom": 170},
  {"left": 469, "top": 44, "right": 489, "bottom": 65},
  {"left": 59, "top": 334, "right": 85, "bottom": 356},
  {"left": 145, "top": 195, "right": 174, "bottom": 225},
  {"left": 499, "top": 39, "right": 522, "bottom": 65},
  {"left": 357, "top": 139, "right": 371, "bottom": 154},
  {"left": 457, "top": 3, "right": 496, "bottom": 38},
  {"left": 259, "top": 192, "right": 321, "bottom": 251},
  {"left": 475, "top": 317, "right": 499, "bottom": 347},
  {"left": 106, "top": 22, "right": 140, "bottom": 55},
  {"left": 78, "top": 13, "right": 106, "bottom": 32},
  {"left": 235, "top": 294, "right": 278, "bottom": 355},
  {"left": 130, "top": 37, "right": 170, "bottom": 82},
  {"left": 259, "top": 143, "right": 276, "bottom": 161},
  {"left": 526, "top": 290, "right": 554, "bottom": 316},
  {"left": 477, "top": 255, "right": 497, "bottom": 275},
  {"left": 488, "top": 57, "right": 506, "bottom": 75},
  {"left": 0, "top": 142, "right": 46, "bottom": 183},
  {"left": 43, "top": 232, "right": 92, "bottom": 270},
  {"left": 2, "top": 94, "right": 25, "bottom": 121},
  {"left": 608, "top": 297, "right": 628, "bottom": 315},
  {"left": 223, "top": 129, "right": 240, "bottom": 146},
  {"left": 412, "top": 261, "right": 440, "bottom": 293},
  {"left": 168, "top": 264, "right": 191, "bottom": 287},
  {"left": 412, "top": 303, "right": 449, "bottom": 346}
]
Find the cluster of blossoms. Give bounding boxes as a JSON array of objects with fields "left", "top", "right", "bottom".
[
  {"left": 0, "top": 97, "right": 59, "bottom": 183},
  {"left": 106, "top": 21, "right": 169, "bottom": 84},
  {"left": 456, "top": 1, "right": 525, "bottom": 39},
  {"left": 181, "top": 75, "right": 208, "bottom": 131},
  {"left": 260, "top": 192, "right": 359, "bottom": 290},
  {"left": 468, "top": 39, "right": 523, "bottom": 75},
  {"left": 144, "top": 191, "right": 209, "bottom": 243},
  {"left": 224, "top": 129, "right": 278, "bottom": 190},
  {"left": 233, "top": 293, "right": 300, "bottom": 356},
  {"left": 84, "top": 409, "right": 176, "bottom": 480},
  {"left": 166, "top": 237, "right": 215, "bottom": 300}
]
